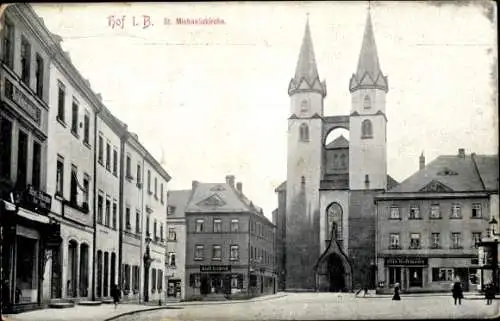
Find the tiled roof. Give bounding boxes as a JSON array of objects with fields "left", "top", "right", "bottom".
[
  {"left": 326, "top": 135, "right": 349, "bottom": 149},
  {"left": 387, "top": 175, "right": 399, "bottom": 190},
  {"left": 167, "top": 190, "right": 192, "bottom": 218},
  {"left": 387, "top": 154, "right": 498, "bottom": 193},
  {"left": 473, "top": 155, "right": 499, "bottom": 192}
]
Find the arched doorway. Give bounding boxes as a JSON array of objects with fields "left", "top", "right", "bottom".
[
  {"left": 327, "top": 254, "right": 346, "bottom": 292},
  {"left": 103, "top": 252, "right": 109, "bottom": 297},
  {"left": 79, "top": 243, "right": 89, "bottom": 297},
  {"left": 110, "top": 253, "right": 116, "bottom": 289},
  {"left": 67, "top": 240, "right": 78, "bottom": 297},
  {"left": 97, "top": 250, "right": 103, "bottom": 298}
]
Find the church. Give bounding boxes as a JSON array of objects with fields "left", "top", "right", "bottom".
[{"left": 274, "top": 10, "right": 398, "bottom": 292}]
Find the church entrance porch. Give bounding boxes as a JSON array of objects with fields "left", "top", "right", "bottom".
[
  {"left": 327, "top": 254, "right": 346, "bottom": 292},
  {"left": 315, "top": 249, "right": 352, "bottom": 292}
]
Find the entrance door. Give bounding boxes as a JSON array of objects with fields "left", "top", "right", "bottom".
[
  {"left": 455, "top": 268, "right": 469, "bottom": 291},
  {"left": 327, "top": 254, "right": 346, "bottom": 292},
  {"left": 409, "top": 267, "right": 423, "bottom": 287}
]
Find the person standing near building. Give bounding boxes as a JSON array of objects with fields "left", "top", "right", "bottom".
[
  {"left": 451, "top": 280, "right": 463, "bottom": 305},
  {"left": 392, "top": 283, "right": 401, "bottom": 301},
  {"left": 111, "top": 284, "right": 121, "bottom": 309},
  {"left": 485, "top": 283, "right": 495, "bottom": 305}
]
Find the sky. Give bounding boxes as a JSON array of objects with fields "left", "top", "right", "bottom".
[{"left": 31, "top": 1, "right": 498, "bottom": 219}]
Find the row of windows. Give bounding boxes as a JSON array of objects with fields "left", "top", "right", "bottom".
[
  {"left": 386, "top": 267, "right": 479, "bottom": 286},
  {"left": 388, "top": 232, "right": 482, "bottom": 249},
  {"left": 195, "top": 218, "right": 240, "bottom": 233},
  {"left": 0, "top": 117, "right": 42, "bottom": 191},
  {"left": 249, "top": 220, "right": 273, "bottom": 240},
  {"left": 194, "top": 244, "right": 240, "bottom": 261},
  {"left": 249, "top": 245, "right": 273, "bottom": 265},
  {"left": 57, "top": 81, "right": 91, "bottom": 146},
  {"left": 298, "top": 95, "right": 372, "bottom": 114},
  {"left": 389, "top": 203, "right": 482, "bottom": 220},
  {"left": 123, "top": 206, "right": 165, "bottom": 241},
  {"left": 122, "top": 264, "right": 163, "bottom": 294},
  {"left": 3, "top": 19, "right": 45, "bottom": 100},
  {"left": 96, "top": 193, "right": 117, "bottom": 229},
  {"left": 124, "top": 154, "right": 165, "bottom": 205},
  {"left": 97, "top": 134, "right": 119, "bottom": 176},
  {"left": 189, "top": 273, "right": 244, "bottom": 289},
  {"left": 56, "top": 154, "right": 90, "bottom": 209},
  {"left": 298, "top": 120, "right": 373, "bottom": 142}
]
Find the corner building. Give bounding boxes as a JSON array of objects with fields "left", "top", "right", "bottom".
[{"left": 276, "top": 12, "right": 398, "bottom": 291}]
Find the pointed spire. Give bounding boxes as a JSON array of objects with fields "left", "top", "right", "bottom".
[
  {"left": 349, "top": 8, "right": 388, "bottom": 93},
  {"left": 289, "top": 15, "right": 326, "bottom": 97}
]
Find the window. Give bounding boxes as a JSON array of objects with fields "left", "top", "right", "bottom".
[
  {"left": 363, "top": 95, "right": 371, "bottom": 109},
  {"left": 112, "top": 201, "right": 117, "bottom": 229},
  {"left": 137, "top": 164, "right": 142, "bottom": 185},
  {"left": 20, "top": 37, "right": 31, "bottom": 85},
  {"left": 113, "top": 149, "right": 118, "bottom": 176},
  {"left": 300, "top": 99, "right": 308, "bottom": 112},
  {"left": 105, "top": 198, "right": 111, "bottom": 227},
  {"left": 35, "top": 54, "right": 44, "bottom": 98},
  {"left": 430, "top": 204, "right": 441, "bottom": 219},
  {"left": 168, "top": 228, "right": 177, "bottom": 241},
  {"left": 154, "top": 177, "right": 158, "bottom": 198},
  {"left": 160, "top": 183, "right": 164, "bottom": 204},
  {"left": 106, "top": 142, "right": 111, "bottom": 170},
  {"left": 57, "top": 82, "right": 66, "bottom": 123},
  {"left": 147, "top": 170, "right": 151, "bottom": 192},
  {"left": 451, "top": 204, "right": 461, "bottom": 219},
  {"left": 157, "top": 269, "right": 163, "bottom": 292},
  {"left": 231, "top": 219, "right": 239, "bottom": 232},
  {"left": 97, "top": 194, "right": 103, "bottom": 224},
  {"left": 2, "top": 19, "right": 14, "bottom": 69},
  {"left": 410, "top": 233, "right": 420, "bottom": 249},
  {"left": 71, "top": 98, "right": 79, "bottom": 135},
  {"left": 154, "top": 220, "right": 157, "bottom": 238},
  {"left": 135, "top": 211, "right": 140, "bottom": 233},
  {"left": 17, "top": 130, "right": 28, "bottom": 189},
  {"left": 126, "top": 155, "right": 131, "bottom": 178},
  {"left": 56, "top": 155, "right": 64, "bottom": 196},
  {"left": 125, "top": 207, "right": 131, "bottom": 230},
  {"left": 196, "top": 219, "right": 204, "bottom": 232},
  {"left": 97, "top": 135, "right": 104, "bottom": 164},
  {"left": 0, "top": 116, "right": 13, "bottom": 179},
  {"left": 472, "top": 232, "right": 482, "bottom": 248},
  {"left": 82, "top": 174, "right": 90, "bottom": 203},
  {"left": 390, "top": 206, "right": 400, "bottom": 219},
  {"left": 212, "top": 245, "right": 222, "bottom": 260},
  {"left": 132, "top": 266, "right": 140, "bottom": 292},
  {"left": 83, "top": 112, "right": 90, "bottom": 144},
  {"left": 432, "top": 268, "right": 454, "bottom": 282},
  {"left": 389, "top": 267, "right": 401, "bottom": 285},
  {"left": 361, "top": 119, "right": 373, "bottom": 138},
  {"left": 431, "top": 233, "right": 440, "bottom": 248},
  {"left": 409, "top": 205, "right": 420, "bottom": 219},
  {"left": 213, "top": 219, "right": 222, "bottom": 232},
  {"left": 152, "top": 269, "right": 156, "bottom": 292},
  {"left": 146, "top": 215, "right": 150, "bottom": 235},
  {"left": 472, "top": 203, "right": 482, "bottom": 218},
  {"left": 451, "top": 232, "right": 462, "bottom": 249},
  {"left": 32, "top": 141, "right": 41, "bottom": 190},
  {"left": 299, "top": 123, "right": 309, "bottom": 142},
  {"left": 168, "top": 252, "right": 176, "bottom": 267},
  {"left": 389, "top": 233, "right": 400, "bottom": 249},
  {"left": 195, "top": 245, "right": 204, "bottom": 260},
  {"left": 230, "top": 245, "right": 239, "bottom": 261},
  {"left": 70, "top": 165, "right": 78, "bottom": 204},
  {"left": 160, "top": 223, "right": 164, "bottom": 241}
]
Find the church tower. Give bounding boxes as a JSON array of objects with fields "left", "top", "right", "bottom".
[
  {"left": 348, "top": 10, "right": 388, "bottom": 191},
  {"left": 285, "top": 17, "right": 326, "bottom": 290}
]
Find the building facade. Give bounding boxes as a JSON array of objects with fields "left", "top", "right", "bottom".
[
  {"left": 375, "top": 149, "right": 498, "bottom": 293},
  {"left": 165, "top": 190, "right": 189, "bottom": 301},
  {"left": 184, "top": 176, "right": 276, "bottom": 300},
  {"left": 272, "top": 183, "right": 286, "bottom": 291},
  {"left": 0, "top": 4, "right": 61, "bottom": 313},
  {"left": 276, "top": 11, "right": 398, "bottom": 291}
]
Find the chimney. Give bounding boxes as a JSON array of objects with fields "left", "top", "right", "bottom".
[
  {"left": 192, "top": 180, "right": 199, "bottom": 190},
  {"left": 458, "top": 148, "right": 465, "bottom": 158},
  {"left": 419, "top": 151, "right": 425, "bottom": 170},
  {"left": 236, "top": 182, "right": 243, "bottom": 194},
  {"left": 225, "top": 175, "right": 235, "bottom": 187}
]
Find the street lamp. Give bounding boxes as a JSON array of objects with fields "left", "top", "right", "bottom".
[{"left": 143, "top": 235, "right": 153, "bottom": 303}]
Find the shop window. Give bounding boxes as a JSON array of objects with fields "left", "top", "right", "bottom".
[
  {"left": 189, "top": 274, "right": 201, "bottom": 288},
  {"left": 15, "top": 236, "right": 36, "bottom": 303},
  {"left": 432, "top": 268, "right": 454, "bottom": 282},
  {"left": 157, "top": 269, "right": 163, "bottom": 293},
  {"left": 409, "top": 268, "right": 423, "bottom": 287},
  {"left": 472, "top": 203, "right": 482, "bottom": 218}
]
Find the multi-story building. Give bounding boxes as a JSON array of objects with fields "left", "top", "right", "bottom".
[
  {"left": 184, "top": 176, "right": 276, "bottom": 300},
  {"left": 375, "top": 149, "right": 498, "bottom": 293},
  {"left": 273, "top": 182, "right": 286, "bottom": 291},
  {"left": 0, "top": 4, "right": 59, "bottom": 313},
  {"left": 165, "top": 189, "right": 190, "bottom": 301}
]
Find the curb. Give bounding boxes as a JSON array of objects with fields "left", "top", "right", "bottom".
[{"left": 103, "top": 293, "right": 288, "bottom": 320}]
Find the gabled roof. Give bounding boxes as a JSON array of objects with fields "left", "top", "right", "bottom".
[
  {"left": 387, "top": 154, "right": 498, "bottom": 193},
  {"left": 387, "top": 175, "right": 399, "bottom": 190},
  {"left": 167, "top": 190, "right": 191, "bottom": 218},
  {"left": 326, "top": 135, "right": 349, "bottom": 149},
  {"left": 473, "top": 154, "right": 499, "bottom": 192}
]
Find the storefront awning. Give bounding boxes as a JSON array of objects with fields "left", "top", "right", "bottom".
[
  {"left": 2, "top": 199, "right": 16, "bottom": 211},
  {"left": 3, "top": 200, "right": 50, "bottom": 224}
]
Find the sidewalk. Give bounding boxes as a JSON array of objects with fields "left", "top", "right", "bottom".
[{"left": 3, "top": 292, "right": 288, "bottom": 321}]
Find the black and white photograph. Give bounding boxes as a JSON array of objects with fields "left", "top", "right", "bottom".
[{"left": 0, "top": 1, "right": 498, "bottom": 320}]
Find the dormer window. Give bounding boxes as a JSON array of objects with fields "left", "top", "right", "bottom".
[
  {"left": 299, "top": 123, "right": 309, "bottom": 142},
  {"left": 361, "top": 119, "right": 373, "bottom": 139},
  {"left": 437, "top": 167, "right": 458, "bottom": 176},
  {"left": 363, "top": 95, "right": 371, "bottom": 109}
]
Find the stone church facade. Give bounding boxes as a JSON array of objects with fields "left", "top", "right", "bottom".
[{"left": 275, "top": 11, "right": 398, "bottom": 292}]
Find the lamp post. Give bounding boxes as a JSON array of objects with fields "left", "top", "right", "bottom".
[{"left": 143, "top": 235, "right": 153, "bottom": 302}]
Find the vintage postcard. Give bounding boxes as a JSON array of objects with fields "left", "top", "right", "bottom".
[{"left": 0, "top": 1, "right": 498, "bottom": 320}]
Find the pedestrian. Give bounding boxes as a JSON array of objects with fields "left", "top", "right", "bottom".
[
  {"left": 485, "top": 283, "right": 495, "bottom": 305},
  {"left": 392, "top": 283, "right": 401, "bottom": 301},
  {"left": 111, "top": 284, "right": 121, "bottom": 309},
  {"left": 451, "top": 280, "right": 463, "bottom": 305},
  {"left": 363, "top": 285, "right": 368, "bottom": 297}
]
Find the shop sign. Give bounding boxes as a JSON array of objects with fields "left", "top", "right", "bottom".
[
  {"left": 4, "top": 79, "right": 42, "bottom": 124},
  {"left": 385, "top": 257, "right": 428, "bottom": 266},
  {"left": 22, "top": 185, "right": 52, "bottom": 214},
  {"left": 200, "top": 265, "right": 232, "bottom": 273}
]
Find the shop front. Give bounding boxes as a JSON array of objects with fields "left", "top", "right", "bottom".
[{"left": 187, "top": 265, "right": 245, "bottom": 299}]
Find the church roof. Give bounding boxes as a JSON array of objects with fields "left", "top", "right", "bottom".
[
  {"left": 387, "top": 153, "right": 498, "bottom": 194},
  {"left": 326, "top": 135, "right": 349, "bottom": 149}
]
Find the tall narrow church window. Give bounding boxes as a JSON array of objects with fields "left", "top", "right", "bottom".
[
  {"left": 326, "top": 203, "right": 342, "bottom": 242},
  {"left": 300, "top": 99, "right": 309, "bottom": 112},
  {"left": 333, "top": 154, "right": 338, "bottom": 168},
  {"left": 361, "top": 119, "right": 373, "bottom": 139},
  {"left": 339, "top": 154, "right": 347, "bottom": 169},
  {"left": 299, "top": 123, "right": 309, "bottom": 142},
  {"left": 364, "top": 95, "right": 371, "bottom": 109}
]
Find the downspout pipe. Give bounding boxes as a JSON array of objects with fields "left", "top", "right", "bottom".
[
  {"left": 118, "top": 127, "right": 128, "bottom": 290},
  {"left": 91, "top": 107, "right": 102, "bottom": 301}
]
